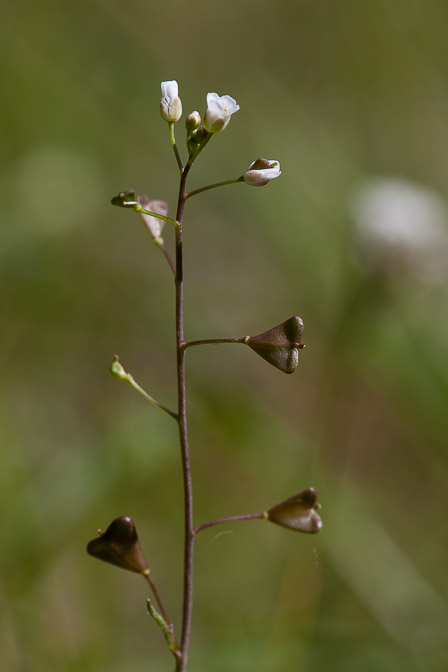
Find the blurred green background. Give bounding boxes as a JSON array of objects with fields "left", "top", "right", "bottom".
[{"left": 2, "top": 1, "right": 448, "bottom": 670}]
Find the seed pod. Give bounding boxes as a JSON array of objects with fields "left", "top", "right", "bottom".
[
  {"left": 247, "top": 315, "right": 305, "bottom": 374},
  {"left": 111, "top": 189, "right": 139, "bottom": 209},
  {"left": 87, "top": 516, "right": 149, "bottom": 573},
  {"left": 267, "top": 487, "right": 322, "bottom": 533}
]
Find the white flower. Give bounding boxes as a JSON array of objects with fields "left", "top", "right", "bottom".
[
  {"left": 352, "top": 177, "right": 448, "bottom": 282},
  {"left": 243, "top": 158, "right": 281, "bottom": 187},
  {"left": 160, "top": 80, "right": 182, "bottom": 122},
  {"left": 137, "top": 196, "right": 168, "bottom": 240},
  {"left": 203, "top": 92, "right": 239, "bottom": 133}
]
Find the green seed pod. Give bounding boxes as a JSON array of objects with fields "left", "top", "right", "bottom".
[{"left": 111, "top": 189, "right": 139, "bottom": 209}]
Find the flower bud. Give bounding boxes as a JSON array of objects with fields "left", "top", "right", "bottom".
[
  {"left": 137, "top": 195, "right": 168, "bottom": 240},
  {"left": 203, "top": 92, "right": 240, "bottom": 133},
  {"left": 110, "top": 355, "right": 128, "bottom": 380},
  {"left": 267, "top": 487, "right": 322, "bottom": 534},
  {"left": 111, "top": 189, "right": 139, "bottom": 209},
  {"left": 185, "top": 111, "right": 201, "bottom": 134},
  {"left": 246, "top": 316, "right": 305, "bottom": 374},
  {"left": 187, "top": 126, "right": 210, "bottom": 158},
  {"left": 87, "top": 516, "right": 149, "bottom": 573},
  {"left": 243, "top": 158, "right": 281, "bottom": 187},
  {"left": 160, "top": 80, "right": 182, "bottom": 123}
]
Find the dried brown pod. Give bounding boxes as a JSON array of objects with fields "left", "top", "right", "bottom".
[
  {"left": 267, "top": 487, "right": 322, "bottom": 533},
  {"left": 247, "top": 315, "right": 305, "bottom": 374},
  {"left": 87, "top": 516, "right": 149, "bottom": 573}
]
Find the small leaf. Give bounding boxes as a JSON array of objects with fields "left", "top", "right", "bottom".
[
  {"left": 267, "top": 487, "right": 322, "bottom": 533},
  {"left": 87, "top": 516, "right": 149, "bottom": 573},
  {"left": 247, "top": 316, "right": 304, "bottom": 374}
]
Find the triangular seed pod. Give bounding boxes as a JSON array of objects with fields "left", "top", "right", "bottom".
[
  {"left": 267, "top": 487, "right": 322, "bottom": 533},
  {"left": 111, "top": 189, "right": 139, "bottom": 209},
  {"left": 87, "top": 516, "right": 149, "bottom": 573},
  {"left": 247, "top": 315, "right": 305, "bottom": 374}
]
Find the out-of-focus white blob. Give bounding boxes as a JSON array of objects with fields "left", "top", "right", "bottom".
[{"left": 352, "top": 178, "right": 448, "bottom": 283}]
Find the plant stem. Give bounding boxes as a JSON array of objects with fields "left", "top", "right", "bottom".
[
  {"left": 169, "top": 122, "right": 184, "bottom": 173},
  {"left": 194, "top": 511, "right": 267, "bottom": 535},
  {"left": 184, "top": 176, "right": 244, "bottom": 200},
  {"left": 153, "top": 237, "right": 176, "bottom": 275},
  {"left": 175, "top": 160, "right": 194, "bottom": 672}
]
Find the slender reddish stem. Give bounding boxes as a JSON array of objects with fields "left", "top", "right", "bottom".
[
  {"left": 174, "top": 161, "right": 195, "bottom": 672},
  {"left": 143, "top": 571, "right": 172, "bottom": 627},
  {"left": 156, "top": 240, "right": 176, "bottom": 275},
  {"left": 182, "top": 337, "right": 247, "bottom": 349},
  {"left": 194, "top": 511, "right": 266, "bottom": 535},
  {"left": 184, "top": 175, "right": 243, "bottom": 200}
]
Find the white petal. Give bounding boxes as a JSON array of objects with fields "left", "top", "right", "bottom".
[
  {"left": 218, "top": 94, "right": 240, "bottom": 115},
  {"left": 161, "top": 80, "right": 178, "bottom": 101}
]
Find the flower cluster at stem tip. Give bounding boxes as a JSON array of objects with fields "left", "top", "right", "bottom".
[{"left": 159, "top": 80, "right": 281, "bottom": 186}]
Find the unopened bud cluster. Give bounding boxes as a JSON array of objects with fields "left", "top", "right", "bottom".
[
  {"left": 160, "top": 81, "right": 240, "bottom": 137},
  {"left": 157, "top": 81, "right": 281, "bottom": 187}
]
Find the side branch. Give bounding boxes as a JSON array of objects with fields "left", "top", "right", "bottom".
[
  {"left": 110, "top": 357, "right": 178, "bottom": 420},
  {"left": 143, "top": 570, "right": 172, "bottom": 627},
  {"left": 194, "top": 511, "right": 267, "bottom": 535},
  {"left": 111, "top": 191, "right": 179, "bottom": 228},
  {"left": 184, "top": 176, "right": 244, "bottom": 200},
  {"left": 136, "top": 205, "right": 179, "bottom": 229},
  {"left": 182, "top": 337, "right": 247, "bottom": 350},
  {"left": 183, "top": 338, "right": 305, "bottom": 351},
  {"left": 153, "top": 237, "right": 176, "bottom": 275}
]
